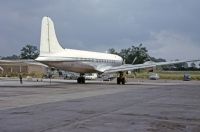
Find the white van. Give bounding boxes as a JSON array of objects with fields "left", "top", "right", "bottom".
[{"left": 85, "top": 73, "right": 98, "bottom": 80}]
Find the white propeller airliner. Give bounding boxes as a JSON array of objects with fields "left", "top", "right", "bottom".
[{"left": 35, "top": 16, "right": 199, "bottom": 84}]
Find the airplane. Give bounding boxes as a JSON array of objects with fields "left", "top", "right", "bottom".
[{"left": 35, "top": 16, "right": 199, "bottom": 84}]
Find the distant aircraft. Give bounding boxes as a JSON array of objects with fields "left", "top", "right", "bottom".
[{"left": 36, "top": 16, "right": 199, "bottom": 84}]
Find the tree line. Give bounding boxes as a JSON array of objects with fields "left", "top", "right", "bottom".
[
  {"left": 108, "top": 43, "right": 166, "bottom": 64},
  {"left": 1, "top": 44, "right": 39, "bottom": 60},
  {"left": 0, "top": 44, "right": 199, "bottom": 70},
  {"left": 1, "top": 43, "right": 166, "bottom": 65},
  {"left": 108, "top": 43, "right": 199, "bottom": 70}
]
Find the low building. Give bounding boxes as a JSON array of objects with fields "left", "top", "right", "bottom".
[{"left": 0, "top": 60, "right": 48, "bottom": 75}]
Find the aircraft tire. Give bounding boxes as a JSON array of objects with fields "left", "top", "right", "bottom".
[
  {"left": 117, "top": 77, "right": 126, "bottom": 85},
  {"left": 77, "top": 77, "right": 81, "bottom": 83},
  {"left": 121, "top": 77, "right": 125, "bottom": 85},
  {"left": 82, "top": 77, "right": 85, "bottom": 84},
  {"left": 77, "top": 77, "right": 85, "bottom": 84}
]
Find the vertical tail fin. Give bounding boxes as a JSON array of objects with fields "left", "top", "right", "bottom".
[{"left": 40, "top": 16, "right": 64, "bottom": 55}]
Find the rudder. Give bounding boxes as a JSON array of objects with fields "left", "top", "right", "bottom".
[{"left": 40, "top": 16, "right": 64, "bottom": 55}]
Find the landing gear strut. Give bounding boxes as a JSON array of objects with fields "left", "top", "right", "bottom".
[
  {"left": 77, "top": 74, "right": 85, "bottom": 84},
  {"left": 117, "top": 72, "right": 126, "bottom": 85}
]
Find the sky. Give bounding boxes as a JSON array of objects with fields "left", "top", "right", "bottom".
[{"left": 0, "top": 0, "right": 200, "bottom": 61}]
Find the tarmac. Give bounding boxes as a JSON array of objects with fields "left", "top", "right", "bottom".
[{"left": 0, "top": 78, "right": 200, "bottom": 132}]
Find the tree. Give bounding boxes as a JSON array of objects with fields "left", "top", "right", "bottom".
[
  {"left": 191, "top": 62, "right": 196, "bottom": 68},
  {"left": 20, "top": 45, "right": 39, "bottom": 59},
  {"left": 119, "top": 48, "right": 131, "bottom": 62},
  {"left": 108, "top": 44, "right": 150, "bottom": 64},
  {"left": 183, "top": 62, "right": 188, "bottom": 68},
  {"left": 172, "top": 59, "right": 185, "bottom": 70},
  {"left": 150, "top": 57, "right": 166, "bottom": 62},
  {"left": 120, "top": 44, "right": 149, "bottom": 64},
  {"left": 108, "top": 48, "right": 118, "bottom": 54},
  {"left": 1, "top": 54, "right": 20, "bottom": 60}
]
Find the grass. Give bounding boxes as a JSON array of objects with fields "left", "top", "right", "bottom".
[{"left": 127, "top": 71, "right": 200, "bottom": 80}]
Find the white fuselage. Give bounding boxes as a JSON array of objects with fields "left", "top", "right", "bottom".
[
  {"left": 36, "top": 17, "right": 123, "bottom": 74},
  {"left": 36, "top": 48, "right": 123, "bottom": 73}
]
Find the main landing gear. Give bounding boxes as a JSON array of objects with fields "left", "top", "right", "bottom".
[
  {"left": 117, "top": 72, "right": 126, "bottom": 85},
  {"left": 77, "top": 73, "right": 85, "bottom": 84}
]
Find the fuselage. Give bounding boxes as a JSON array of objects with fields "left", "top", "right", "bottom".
[
  {"left": 36, "top": 48, "right": 123, "bottom": 73},
  {"left": 36, "top": 16, "right": 123, "bottom": 74}
]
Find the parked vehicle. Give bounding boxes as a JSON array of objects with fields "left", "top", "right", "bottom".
[
  {"left": 102, "top": 74, "right": 115, "bottom": 81},
  {"left": 64, "top": 73, "right": 79, "bottom": 80},
  {"left": 183, "top": 74, "right": 191, "bottom": 81},
  {"left": 85, "top": 73, "right": 97, "bottom": 80},
  {"left": 149, "top": 73, "right": 160, "bottom": 80}
]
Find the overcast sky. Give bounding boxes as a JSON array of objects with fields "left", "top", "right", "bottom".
[{"left": 0, "top": 0, "right": 200, "bottom": 60}]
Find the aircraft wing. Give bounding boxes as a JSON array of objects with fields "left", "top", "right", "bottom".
[{"left": 103, "top": 59, "right": 199, "bottom": 73}]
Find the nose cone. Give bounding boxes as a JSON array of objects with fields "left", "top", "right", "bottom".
[{"left": 115, "top": 55, "right": 123, "bottom": 64}]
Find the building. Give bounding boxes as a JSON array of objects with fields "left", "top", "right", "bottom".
[{"left": 0, "top": 60, "right": 47, "bottom": 75}]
